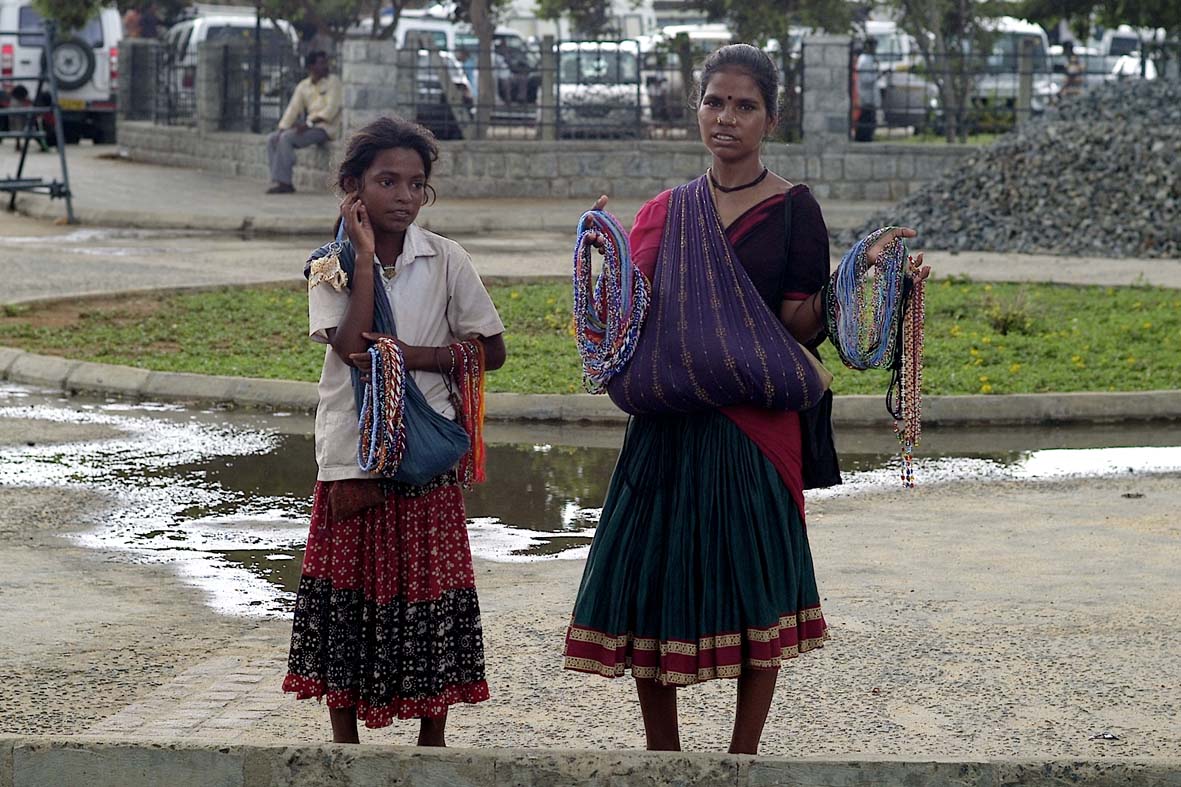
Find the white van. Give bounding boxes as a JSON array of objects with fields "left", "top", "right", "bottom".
[
  {"left": 163, "top": 12, "right": 299, "bottom": 126},
  {"left": 165, "top": 12, "right": 299, "bottom": 89},
  {"left": 0, "top": 0, "right": 122, "bottom": 143}
]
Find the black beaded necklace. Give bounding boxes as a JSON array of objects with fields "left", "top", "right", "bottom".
[{"left": 708, "top": 166, "right": 769, "bottom": 193}]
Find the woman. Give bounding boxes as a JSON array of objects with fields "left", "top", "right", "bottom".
[{"left": 563, "top": 44, "right": 928, "bottom": 755}]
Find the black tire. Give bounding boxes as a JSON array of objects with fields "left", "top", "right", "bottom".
[
  {"left": 42, "top": 37, "right": 96, "bottom": 92},
  {"left": 62, "top": 122, "right": 83, "bottom": 145},
  {"left": 92, "top": 113, "right": 117, "bottom": 144}
]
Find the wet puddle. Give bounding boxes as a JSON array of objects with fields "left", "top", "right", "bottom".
[{"left": 1, "top": 382, "right": 1180, "bottom": 618}]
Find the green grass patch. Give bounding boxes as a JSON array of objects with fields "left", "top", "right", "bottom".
[{"left": 1, "top": 279, "right": 1179, "bottom": 395}]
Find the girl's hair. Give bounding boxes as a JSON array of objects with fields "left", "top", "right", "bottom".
[
  {"left": 336, "top": 115, "right": 439, "bottom": 205},
  {"left": 697, "top": 44, "right": 780, "bottom": 120}
]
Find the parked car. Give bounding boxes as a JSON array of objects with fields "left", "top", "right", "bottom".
[
  {"left": 972, "top": 17, "right": 1057, "bottom": 118},
  {"left": 638, "top": 25, "right": 736, "bottom": 123},
  {"left": 412, "top": 48, "right": 473, "bottom": 140},
  {"left": 164, "top": 12, "right": 300, "bottom": 126},
  {"left": 556, "top": 40, "right": 648, "bottom": 138},
  {"left": 860, "top": 20, "right": 940, "bottom": 132},
  {"left": 0, "top": 0, "right": 121, "bottom": 143}
]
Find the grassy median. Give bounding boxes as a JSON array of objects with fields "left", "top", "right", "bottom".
[{"left": 1, "top": 278, "right": 1179, "bottom": 395}]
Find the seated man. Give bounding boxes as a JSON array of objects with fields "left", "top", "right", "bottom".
[{"left": 266, "top": 51, "right": 341, "bottom": 194}]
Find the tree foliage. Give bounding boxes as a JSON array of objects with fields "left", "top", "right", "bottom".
[
  {"left": 257, "top": 0, "right": 413, "bottom": 40},
  {"left": 31, "top": 0, "right": 102, "bottom": 31},
  {"left": 693, "top": 0, "right": 853, "bottom": 46},
  {"left": 1021, "top": 0, "right": 1181, "bottom": 39},
  {"left": 535, "top": 0, "right": 612, "bottom": 38}
]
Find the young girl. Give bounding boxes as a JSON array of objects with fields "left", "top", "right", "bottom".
[{"left": 283, "top": 116, "right": 507, "bottom": 746}]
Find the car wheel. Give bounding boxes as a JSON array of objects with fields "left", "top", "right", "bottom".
[
  {"left": 42, "top": 37, "right": 96, "bottom": 92},
  {"left": 93, "top": 113, "right": 117, "bottom": 145}
]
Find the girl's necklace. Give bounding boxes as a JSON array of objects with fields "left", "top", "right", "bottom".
[{"left": 708, "top": 166, "right": 769, "bottom": 193}]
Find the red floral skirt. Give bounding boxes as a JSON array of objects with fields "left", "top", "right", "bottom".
[{"left": 282, "top": 476, "right": 489, "bottom": 727}]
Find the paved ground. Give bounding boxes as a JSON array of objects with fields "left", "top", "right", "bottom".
[
  {"left": 1, "top": 143, "right": 884, "bottom": 236},
  {"left": 3, "top": 147, "right": 1181, "bottom": 763},
  {"left": 1, "top": 403, "right": 1179, "bottom": 757}
]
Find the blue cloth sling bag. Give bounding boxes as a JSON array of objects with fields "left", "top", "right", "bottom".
[{"left": 305, "top": 230, "right": 470, "bottom": 486}]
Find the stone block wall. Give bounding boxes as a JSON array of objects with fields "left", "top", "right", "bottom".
[{"left": 118, "top": 123, "right": 972, "bottom": 201}]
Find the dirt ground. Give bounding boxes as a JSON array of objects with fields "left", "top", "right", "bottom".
[{"left": 3, "top": 410, "right": 1179, "bottom": 758}]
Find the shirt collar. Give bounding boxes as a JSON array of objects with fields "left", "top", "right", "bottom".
[{"left": 374, "top": 222, "right": 436, "bottom": 270}]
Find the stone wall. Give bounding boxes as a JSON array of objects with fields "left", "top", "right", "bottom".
[
  {"left": 117, "top": 33, "right": 974, "bottom": 201},
  {"left": 118, "top": 121, "right": 972, "bottom": 201}
]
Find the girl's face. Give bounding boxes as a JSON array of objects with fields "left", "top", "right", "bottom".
[
  {"left": 356, "top": 147, "right": 427, "bottom": 235},
  {"left": 697, "top": 68, "right": 776, "bottom": 162}
]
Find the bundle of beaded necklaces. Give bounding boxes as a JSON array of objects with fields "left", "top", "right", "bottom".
[
  {"left": 357, "top": 338, "right": 408, "bottom": 476},
  {"left": 448, "top": 339, "right": 487, "bottom": 487},
  {"left": 825, "top": 227, "right": 926, "bottom": 487},
  {"left": 572, "top": 209, "right": 650, "bottom": 393}
]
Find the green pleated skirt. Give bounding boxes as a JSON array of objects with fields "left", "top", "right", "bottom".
[{"left": 563, "top": 410, "right": 827, "bottom": 686}]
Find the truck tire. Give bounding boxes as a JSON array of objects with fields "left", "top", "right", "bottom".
[
  {"left": 45, "top": 37, "right": 96, "bottom": 92},
  {"left": 93, "top": 113, "right": 117, "bottom": 144}
]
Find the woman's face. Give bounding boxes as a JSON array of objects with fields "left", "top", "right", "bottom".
[
  {"left": 357, "top": 147, "right": 427, "bottom": 235},
  {"left": 697, "top": 68, "right": 776, "bottom": 162}
]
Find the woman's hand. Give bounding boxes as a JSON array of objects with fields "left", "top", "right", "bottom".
[
  {"left": 341, "top": 192, "right": 375, "bottom": 257},
  {"left": 581, "top": 194, "right": 610, "bottom": 253},
  {"left": 866, "top": 226, "right": 916, "bottom": 266},
  {"left": 868, "top": 226, "right": 931, "bottom": 282}
]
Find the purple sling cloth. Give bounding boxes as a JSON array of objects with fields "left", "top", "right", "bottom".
[{"left": 607, "top": 175, "right": 825, "bottom": 415}]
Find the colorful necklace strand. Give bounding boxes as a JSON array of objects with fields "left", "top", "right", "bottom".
[
  {"left": 357, "top": 338, "right": 408, "bottom": 476},
  {"left": 572, "top": 209, "right": 651, "bottom": 394},
  {"left": 825, "top": 228, "right": 926, "bottom": 486},
  {"left": 448, "top": 339, "right": 487, "bottom": 488}
]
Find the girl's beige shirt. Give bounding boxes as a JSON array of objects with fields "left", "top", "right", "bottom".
[{"left": 307, "top": 223, "right": 505, "bottom": 482}]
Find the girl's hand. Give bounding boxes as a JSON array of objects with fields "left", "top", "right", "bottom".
[
  {"left": 348, "top": 332, "right": 402, "bottom": 372},
  {"left": 581, "top": 194, "right": 610, "bottom": 253},
  {"left": 341, "top": 193, "right": 375, "bottom": 257},
  {"left": 867, "top": 226, "right": 917, "bottom": 267}
]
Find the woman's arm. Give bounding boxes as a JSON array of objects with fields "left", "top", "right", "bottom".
[{"left": 779, "top": 293, "right": 826, "bottom": 345}]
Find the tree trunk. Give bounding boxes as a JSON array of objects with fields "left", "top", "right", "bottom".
[{"left": 470, "top": 0, "right": 493, "bottom": 140}]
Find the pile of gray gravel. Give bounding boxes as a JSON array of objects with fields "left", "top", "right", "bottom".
[{"left": 844, "top": 79, "right": 1181, "bottom": 258}]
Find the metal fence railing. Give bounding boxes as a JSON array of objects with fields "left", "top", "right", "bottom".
[
  {"left": 219, "top": 42, "right": 302, "bottom": 133},
  {"left": 396, "top": 38, "right": 804, "bottom": 143},
  {"left": 850, "top": 37, "right": 1175, "bottom": 141},
  {"left": 152, "top": 44, "right": 196, "bottom": 126}
]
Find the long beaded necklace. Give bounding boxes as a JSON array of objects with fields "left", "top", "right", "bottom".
[
  {"left": 825, "top": 228, "right": 926, "bottom": 486},
  {"left": 448, "top": 339, "right": 487, "bottom": 488},
  {"left": 357, "top": 338, "right": 407, "bottom": 476},
  {"left": 573, "top": 209, "right": 651, "bottom": 393}
]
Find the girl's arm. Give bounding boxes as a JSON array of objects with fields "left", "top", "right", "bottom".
[
  {"left": 328, "top": 195, "right": 376, "bottom": 366},
  {"left": 351, "top": 332, "right": 506, "bottom": 373}
]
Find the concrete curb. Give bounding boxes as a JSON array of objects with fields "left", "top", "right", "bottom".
[
  {"left": 4, "top": 346, "right": 1181, "bottom": 427},
  {"left": 2, "top": 738, "right": 1179, "bottom": 787}
]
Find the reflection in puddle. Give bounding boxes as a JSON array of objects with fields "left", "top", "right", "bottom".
[{"left": 2, "top": 384, "right": 1181, "bottom": 618}]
